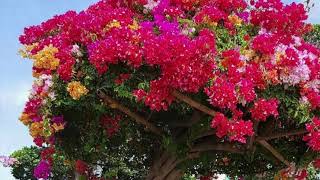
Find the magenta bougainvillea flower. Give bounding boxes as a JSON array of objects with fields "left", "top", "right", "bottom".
[{"left": 33, "top": 160, "right": 51, "bottom": 179}]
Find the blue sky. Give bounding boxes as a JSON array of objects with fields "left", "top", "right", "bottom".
[{"left": 0, "top": 0, "right": 319, "bottom": 179}]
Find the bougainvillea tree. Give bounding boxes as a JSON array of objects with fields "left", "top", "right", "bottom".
[{"left": 18, "top": 0, "right": 320, "bottom": 179}]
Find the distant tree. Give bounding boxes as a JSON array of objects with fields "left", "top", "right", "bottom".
[
  {"left": 10, "top": 146, "right": 72, "bottom": 180},
  {"left": 305, "top": 25, "right": 320, "bottom": 48}
]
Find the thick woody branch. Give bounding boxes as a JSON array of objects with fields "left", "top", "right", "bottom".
[
  {"left": 172, "top": 90, "right": 216, "bottom": 117},
  {"left": 257, "top": 140, "right": 290, "bottom": 166},
  {"left": 190, "top": 141, "right": 244, "bottom": 154},
  {"left": 256, "top": 129, "right": 308, "bottom": 141},
  {"left": 147, "top": 151, "right": 200, "bottom": 180},
  {"left": 247, "top": 122, "right": 260, "bottom": 150},
  {"left": 168, "top": 110, "right": 203, "bottom": 128},
  {"left": 193, "top": 130, "right": 216, "bottom": 141},
  {"left": 97, "top": 90, "right": 162, "bottom": 136}
]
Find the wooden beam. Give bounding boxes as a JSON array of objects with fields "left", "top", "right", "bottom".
[
  {"left": 190, "top": 141, "right": 244, "bottom": 154},
  {"left": 257, "top": 140, "right": 290, "bottom": 166},
  {"left": 256, "top": 129, "right": 308, "bottom": 141},
  {"left": 172, "top": 90, "right": 216, "bottom": 117},
  {"left": 97, "top": 90, "right": 163, "bottom": 136}
]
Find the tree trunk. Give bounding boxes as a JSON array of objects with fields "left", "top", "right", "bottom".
[{"left": 146, "top": 151, "right": 184, "bottom": 180}]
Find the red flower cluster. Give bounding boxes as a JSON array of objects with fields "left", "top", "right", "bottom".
[
  {"left": 205, "top": 77, "right": 237, "bottom": 110},
  {"left": 75, "top": 160, "right": 89, "bottom": 175},
  {"left": 303, "top": 117, "right": 320, "bottom": 151},
  {"left": 205, "top": 49, "right": 266, "bottom": 112},
  {"left": 252, "top": 33, "right": 278, "bottom": 55},
  {"left": 194, "top": 0, "right": 247, "bottom": 32},
  {"left": 239, "top": 79, "right": 256, "bottom": 103},
  {"left": 114, "top": 73, "right": 131, "bottom": 85},
  {"left": 40, "top": 147, "right": 55, "bottom": 166},
  {"left": 88, "top": 25, "right": 143, "bottom": 74},
  {"left": 303, "top": 89, "right": 320, "bottom": 109},
  {"left": 279, "top": 165, "right": 308, "bottom": 180},
  {"left": 250, "top": 98, "right": 279, "bottom": 121},
  {"left": 75, "top": 159, "right": 111, "bottom": 180},
  {"left": 100, "top": 115, "right": 121, "bottom": 137},
  {"left": 211, "top": 113, "right": 254, "bottom": 143},
  {"left": 251, "top": 0, "right": 310, "bottom": 43},
  {"left": 313, "top": 159, "right": 320, "bottom": 169},
  {"left": 134, "top": 29, "right": 216, "bottom": 110}
]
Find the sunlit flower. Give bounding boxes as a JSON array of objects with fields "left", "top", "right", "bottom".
[
  {"left": 71, "top": 44, "right": 83, "bottom": 57},
  {"left": 128, "top": 20, "right": 140, "bottom": 31},
  {"left": 228, "top": 14, "right": 242, "bottom": 26},
  {"left": 104, "top": 20, "right": 121, "bottom": 31},
  {"left": 29, "top": 121, "right": 44, "bottom": 138},
  {"left": 31, "top": 44, "right": 59, "bottom": 70},
  {"left": 19, "top": 113, "right": 32, "bottom": 125},
  {"left": 67, "top": 81, "right": 89, "bottom": 100},
  {"left": 52, "top": 123, "right": 65, "bottom": 132}
]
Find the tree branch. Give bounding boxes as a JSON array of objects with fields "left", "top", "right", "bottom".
[
  {"left": 257, "top": 140, "right": 290, "bottom": 166},
  {"left": 97, "top": 90, "right": 163, "bottom": 136},
  {"left": 256, "top": 129, "right": 308, "bottom": 141},
  {"left": 190, "top": 141, "right": 244, "bottom": 154},
  {"left": 168, "top": 110, "right": 203, "bottom": 127},
  {"left": 247, "top": 121, "right": 259, "bottom": 150},
  {"left": 172, "top": 90, "right": 216, "bottom": 117},
  {"left": 193, "top": 130, "right": 216, "bottom": 141}
]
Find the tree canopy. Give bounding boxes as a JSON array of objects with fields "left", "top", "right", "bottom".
[{"left": 17, "top": 0, "right": 320, "bottom": 179}]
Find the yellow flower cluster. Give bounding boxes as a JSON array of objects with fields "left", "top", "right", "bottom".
[
  {"left": 67, "top": 81, "right": 89, "bottom": 100},
  {"left": 52, "top": 123, "right": 65, "bottom": 132},
  {"left": 275, "top": 51, "right": 285, "bottom": 63},
  {"left": 104, "top": 20, "right": 121, "bottom": 31},
  {"left": 31, "top": 44, "right": 60, "bottom": 70},
  {"left": 18, "top": 43, "right": 38, "bottom": 58},
  {"left": 203, "top": 16, "right": 218, "bottom": 27},
  {"left": 228, "top": 14, "right": 242, "bottom": 26},
  {"left": 29, "top": 122, "right": 44, "bottom": 138},
  {"left": 242, "top": 49, "right": 256, "bottom": 59},
  {"left": 128, "top": 20, "right": 140, "bottom": 30}
]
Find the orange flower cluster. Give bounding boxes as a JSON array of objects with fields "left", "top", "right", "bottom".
[
  {"left": 31, "top": 45, "right": 60, "bottom": 70},
  {"left": 67, "top": 81, "right": 89, "bottom": 100}
]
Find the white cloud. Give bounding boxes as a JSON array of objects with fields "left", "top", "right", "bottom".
[
  {"left": 308, "top": 1, "right": 320, "bottom": 23},
  {"left": 0, "top": 82, "right": 30, "bottom": 113}
]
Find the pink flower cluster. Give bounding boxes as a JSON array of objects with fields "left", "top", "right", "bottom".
[
  {"left": 34, "top": 160, "right": 51, "bottom": 179},
  {"left": 19, "top": 75, "right": 65, "bottom": 179},
  {"left": 252, "top": 33, "right": 278, "bottom": 55},
  {"left": 211, "top": 113, "right": 254, "bottom": 143},
  {"left": 134, "top": 29, "right": 216, "bottom": 110},
  {"left": 302, "top": 88, "right": 320, "bottom": 109},
  {"left": 33, "top": 147, "right": 56, "bottom": 179},
  {"left": 250, "top": 98, "right": 279, "bottom": 122},
  {"left": 0, "top": 156, "right": 18, "bottom": 167},
  {"left": 205, "top": 77, "right": 237, "bottom": 110},
  {"left": 251, "top": 0, "right": 310, "bottom": 43},
  {"left": 204, "top": 50, "right": 262, "bottom": 112},
  {"left": 303, "top": 117, "right": 320, "bottom": 151},
  {"left": 194, "top": 0, "right": 247, "bottom": 33}
]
